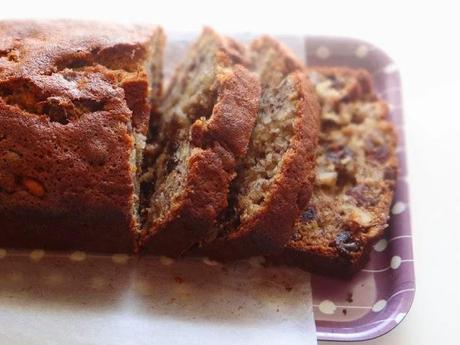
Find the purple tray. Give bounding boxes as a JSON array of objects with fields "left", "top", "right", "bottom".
[
  {"left": 303, "top": 36, "right": 415, "bottom": 342},
  {"left": 0, "top": 31, "right": 414, "bottom": 343}
]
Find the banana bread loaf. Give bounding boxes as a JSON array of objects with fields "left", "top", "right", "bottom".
[
  {"left": 194, "top": 37, "right": 320, "bottom": 260},
  {"left": 0, "top": 20, "right": 165, "bottom": 253},
  {"left": 276, "top": 67, "right": 398, "bottom": 276},
  {"left": 138, "top": 28, "right": 260, "bottom": 257}
]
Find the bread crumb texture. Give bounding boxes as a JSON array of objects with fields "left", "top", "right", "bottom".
[{"left": 284, "top": 67, "right": 398, "bottom": 275}]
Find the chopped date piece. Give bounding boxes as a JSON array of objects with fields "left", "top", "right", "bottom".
[
  {"left": 335, "top": 231, "right": 361, "bottom": 255},
  {"left": 300, "top": 207, "right": 316, "bottom": 222},
  {"left": 346, "top": 184, "right": 377, "bottom": 207}
]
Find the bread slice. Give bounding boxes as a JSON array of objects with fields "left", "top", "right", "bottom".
[
  {"left": 0, "top": 20, "right": 165, "bottom": 252},
  {"left": 138, "top": 28, "right": 260, "bottom": 257},
  {"left": 194, "top": 37, "right": 320, "bottom": 260},
  {"left": 276, "top": 67, "right": 398, "bottom": 277}
]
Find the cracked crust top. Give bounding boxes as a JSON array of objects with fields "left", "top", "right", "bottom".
[
  {"left": 0, "top": 20, "right": 164, "bottom": 253},
  {"left": 0, "top": 20, "right": 164, "bottom": 133}
]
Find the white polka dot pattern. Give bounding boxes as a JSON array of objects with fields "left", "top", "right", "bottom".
[
  {"left": 316, "top": 46, "right": 330, "bottom": 59},
  {"left": 391, "top": 256, "right": 402, "bottom": 269},
  {"left": 111, "top": 254, "right": 129, "bottom": 264},
  {"left": 372, "top": 299, "right": 387, "bottom": 312},
  {"left": 384, "top": 63, "right": 398, "bottom": 74},
  {"left": 394, "top": 312, "right": 406, "bottom": 323},
  {"left": 69, "top": 251, "right": 87, "bottom": 262},
  {"left": 30, "top": 249, "right": 45, "bottom": 261},
  {"left": 319, "top": 300, "right": 336, "bottom": 314},
  {"left": 392, "top": 201, "right": 406, "bottom": 214},
  {"left": 355, "top": 45, "right": 369, "bottom": 58},
  {"left": 159, "top": 256, "right": 174, "bottom": 266},
  {"left": 373, "top": 239, "right": 388, "bottom": 252}
]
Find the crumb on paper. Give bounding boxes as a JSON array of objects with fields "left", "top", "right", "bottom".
[
  {"left": 174, "top": 276, "right": 184, "bottom": 284},
  {"left": 342, "top": 308, "right": 347, "bottom": 315}
]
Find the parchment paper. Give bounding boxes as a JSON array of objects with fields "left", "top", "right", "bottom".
[{"left": 0, "top": 251, "right": 316, "bottom": 345}]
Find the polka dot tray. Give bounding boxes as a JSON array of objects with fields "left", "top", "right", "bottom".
[
  {"left": 0, "top": 34, "right": 414, "bottom": 343},
  {"left": 304, "top": 35, "right": 415, "bottom": 342}
]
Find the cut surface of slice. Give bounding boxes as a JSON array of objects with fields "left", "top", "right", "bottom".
[
  {"left": 195, "top": 36, "right": 320, "bottom": 260},
  {"left": 139, "top": 28, "right": 260, "bottom": 257},
  {"left": 278, "top": 67, "right": 398, "bottom": 277}
]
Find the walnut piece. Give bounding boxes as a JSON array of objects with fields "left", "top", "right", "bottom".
[
  {"left": 22, "top": 177, "right": 45, "bottom": 197},
  {"left": 316, "top": 170, "right": 337, "bottom": 187}
]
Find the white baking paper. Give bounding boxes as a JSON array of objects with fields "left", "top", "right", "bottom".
[{"left": 0, "top": 251, "right": 316, "bottom": 345}]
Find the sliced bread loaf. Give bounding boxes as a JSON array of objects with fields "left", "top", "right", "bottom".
[
  {"left": 0, "top": 20, "right": 165, "bottom": 252},
  {"left": 195, "top": 37, "right": 320, "bottom": 260},
  {"left": 277, "top": 67, "right": 398, "bottom": 277},
  {"left": 139, "top": 28, "right": 260, "bottom": 257}
]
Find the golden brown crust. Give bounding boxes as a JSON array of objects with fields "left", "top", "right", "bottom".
[
  {"left": 0, "top": 20, "right": 165, "bottom": 134},
  {"left": 275, "top": 67, "right": 398, "bottom": 277},
  {"left": 190, "top": 65, "right": 260, "bottom": 158},
  {"left": 0, "top": 20, "right": 164, "bottom": 253},
  {"left": 139, "top": 38, "right": 260, "bottom": 257},
  {"left": 250, "top": 36, "right": 304, "bottom": 80}
]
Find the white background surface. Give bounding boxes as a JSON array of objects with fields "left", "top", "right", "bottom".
[{"left": 2, "top": 1, "right": 459, "bottom": 344}]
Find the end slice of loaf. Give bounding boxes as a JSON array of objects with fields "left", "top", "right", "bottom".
[
  {"left": 139, "top": 28, "right": 260, "bottom": 257},
  {"left": 0, "top": 20, "right": 165, "bottom": 253},
  {"left": 195, "top": 37, "right": 320, "bottom": 260},
  {"left": 277, "top": 67, "right": 398, "bottom": 277}
]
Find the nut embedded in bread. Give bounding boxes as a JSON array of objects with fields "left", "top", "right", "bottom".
[
  {"left": 276, "top": 67, "right": 398, "bottom": 277},
  {"left": 195, "top": 36, "right": 320, "bottom": 260},
  {"left": 0, "top": 20, "right": 165, "bottom": 253},
  {"left": 138, "top": 28, "right": 260, "bottom": 257}
]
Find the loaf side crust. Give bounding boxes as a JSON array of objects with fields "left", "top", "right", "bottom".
[{"left": 0, "top": 20, "right": 164, "bottom": 252}]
